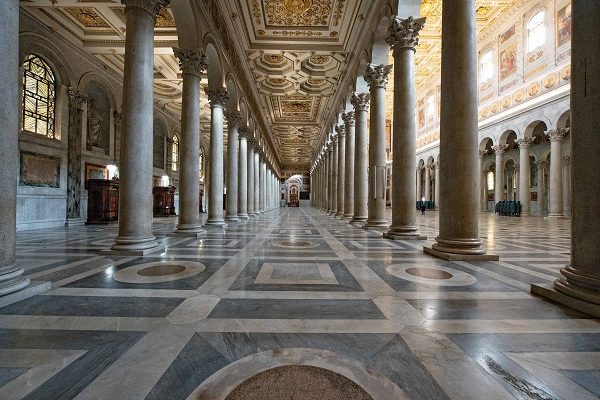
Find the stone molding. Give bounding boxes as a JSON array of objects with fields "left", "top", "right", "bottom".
[
  {"left": 173, "top": 47, "right": 207, "bottom": 78},
  {"left": 342, "top": 111, "right": 355, "bottom": 125},
  {"left": 205, "top": 87, "right": 229, "bottom": 106},
  {"left": 364, "top": 64, "right": 393, "bottom": 89},
  {"left": 492, "top": 144, "right": 509, "bottom": 155},
  {"left": 121, "top": 0, "right": 170, "bottom": 17},
  {"left": 68, "top": 89, "right": 87, "bottom": 110},
  {"left": 386, "top": 16, "right": 426, "bottom": 54},
  {"left": 351, "top": 92, "right": 370, "bottom": 111},
  {"left": 516, "top": 137, "right": 535, "bottom": 149},
  {"left": 224, "top": 110, "right": 242, "bottom": 128}
]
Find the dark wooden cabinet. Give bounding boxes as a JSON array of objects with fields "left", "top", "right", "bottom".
[
  {"left": 153, "top": 186, "right": 176, "bottom": 217},
  {"left": 87, "top": 179, "right": 119, "bottom": 224}
]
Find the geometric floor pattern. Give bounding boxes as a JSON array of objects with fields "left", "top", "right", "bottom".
[{"left": 1, "top": 207, "right": 599, "bottom": 399}]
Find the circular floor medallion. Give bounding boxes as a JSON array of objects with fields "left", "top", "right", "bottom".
[
  {"left": 386, "top": 264, "right": 477, "bottom": 286},
  {"left": 112, "top": 261, "right": 205, "bottom": 284},
  {"left": 273, "top": 240, "right": 319, "bottom": 249},
  {"left": 225, "top": 365, "right": 373, "bottom": 400}
]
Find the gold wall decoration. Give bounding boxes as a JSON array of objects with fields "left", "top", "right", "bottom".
[
  {"left": 309, "top": 55, "right": 329, "bottom": 64},
  {"left": 156, "top": 8, "right": 176, "bottom": 28},
  {"left": 281, "top": 100, "right": 311, "bottom": 113},
  {"left": 332, "top": 0, "right": 346, "bottom": 26},
  {"left": 271, "top": 30, "right": 323, "bottom": 36},
  {"left": 264, "top": 0, "right": 332, "bottom": 26},
  {"left": 65, "top": 7, "right": 110, "bottom": 28}
]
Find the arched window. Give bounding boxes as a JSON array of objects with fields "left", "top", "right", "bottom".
[
  {"left": 487, "top": 171, "right": 495, "bottom": 191},
  {"left": 527, "top": 11, "right": 546, "bottom": 54},
  {"left": 171, "top": 135, "right": 179, "bottom": 172},
  {"left": 22, "top": 54, "right": 56, "bottom": 138},
  {"left": 480, "top": 51, "right": 493, "bottom": 83}
]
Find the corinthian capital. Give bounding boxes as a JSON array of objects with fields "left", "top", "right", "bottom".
[
  {"left": 173, "top": 47, "right": 207, "bottom": 78},
  {"left": 342, "top": 111, "right": 355, "bottom": 126},
  {"left": 516, "top": 137, "right": 535, "bottom": 149},
  {"left": 224, "top": 110, "right": 242, "bottom": 128},
  {"left": 68, "top": 89, "right": 87, "bottom": 110},
  {"left": 121, "top": 0, "right": 170, "bottom": 17},
  {"left": 547, "top": 129, "right": 567, "bottom": 142},
  {"left": 205, "top": 87, "right": 229, "bottom": 106},
  {"left": 350, "top": 92, "right": 370, "bottom": 111},
  {"left": 364, "top": 64, "right": 393, "bottom": 89},
  {"left": 386, "top": 16, "right": 426, "bottom": 54},
  {"left": 238, "top": 126, "right": 250, "bottom": 138},
  {"left": 335, "top": 124, "right": 345, "bottom": 137},
  {"left": 492, "top": 144, "right": 508, "bottom": 155}
]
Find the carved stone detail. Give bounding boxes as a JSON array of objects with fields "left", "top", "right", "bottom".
[
  {"left": 205, "top": 87, "right": 229, "bottom": 106},
  {"left": 364, "top": 63, "right": 393, "bottom": 89},
  {"left": 492, "top": 144, "right": 509, "bottom": 155},
  {"left": 516, "top": 137, "right": 535, "bottom": 149},
  {"left": 335, "top": 124, "right": 345, "bottom": 137},
  {"left": 478, "top": 150, "right": 487, "bottom": 159},
  {"left": 350, "top": 92, "right": 370, "bottom": 111},
  {"left": 562, "top": 155, "right": 571, "bottom": 165},
  {"left": 224, "top": 110, "right": 242, "bottom": 128},
  {"left": 341, "top": 111, "right": 355, "bottom": 125},
  {"left": 547, "top": 129, "right": 567, "bottom": 142},
  {"left": 121, "top": 0, "right": 170, "bottom": 17},
  {"left": 386, "top": 16, "right": 426, "bottom": 54},
  {"left": 238, "top": 127, "right": 250, "bottom": 138},
  {"left": 68, "top": 89, "right": 87, "bottom": 110},
  {"left": 173, "top": 47, "right": 207, "bottom": 78}
]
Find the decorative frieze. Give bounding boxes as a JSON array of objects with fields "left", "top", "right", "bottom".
[{"left": 173, "top": 47, "right": 207, "bottom": 78}]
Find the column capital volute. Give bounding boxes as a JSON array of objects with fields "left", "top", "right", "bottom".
[
  {"left": 335, "top": 124, "right": 345, "bottom": 137},
  {"left": 492, "top": 144, "right": 509, "bottom": 155},
  {"left": 224, "top": 110, "right": 242, "bottom": 128},
  {"left": 547, "top": 129, "right": 567, "bottom": 142},
  {"left": 386, "top": 16, "right": 426, "bottom": 54},
  {"left": 68, "top": 89, "right": 87, "bottom": 110},
  {"left": 535, "top": 160, "right": 547, "bottom": 168},
  {"left": 205, "top": 87, "right": 229, "bottom": 106},
  {"left": 516, "top": 137, "right": 535, "bottom": 149},
  {"left": 238, "top": 127, "right": 250, "bottom": 138},
  {"left": 331, "top": 134, "right": 338, "bottom": 144},
  {"left": 342, "top": 111, "right": 355, "bottom": 126},
  {"left": 121, "top": 0, "right": 170, "bottom": 18},
  {"left": 364, "top": 63, "right": 393, "bottom": 90},
  {"left": 350, "top": 92, "right": 370, "bottom": 111},
  {"left": 173, "top": 47, "right": 207, "bottom": 78},
  {"left": 562, "top": 155, "right": 571, "bottom": 165},
  {"left": 327, "top": 142, "right": 333, "bottom": 152}
]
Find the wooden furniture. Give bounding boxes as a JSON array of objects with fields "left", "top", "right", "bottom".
[
  {"left": 153, "top": 186, "right": 176, "bottom": 216},
  {"left": 86, "top": 179, "right": 119, "bottom": 224}
]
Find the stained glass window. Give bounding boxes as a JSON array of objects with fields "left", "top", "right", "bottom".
[
  {"left": 527, "top": 11, "right": 546, "bottom": 53},
  {"left": 22, "top": 54, "right": 56, "bottom": 138},
  {"left": 172, "top": 135, "right": 179, "bottom": 172}
]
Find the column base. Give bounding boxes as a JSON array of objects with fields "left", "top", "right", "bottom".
[
  {"left": 335, "top": 212, "right": 344, "bottom": 218},
  {"left": 0, "top": 280, "right": 50, "bottom": 308},
  {"left": 545, "top": 214, "right": 567, "bottom": 221},
  {"left": 104, "top": 236, "right": 165, "bottom": 256},
  {"left": 171, "top": 228, "right": 207, "bottom": 238},
  {"left": 65, "top": 217, "right": 85, "bottom": 227},
  {"left": 238, "top": 213, "right": 250, "bottom": 221},
  {"left": 247, "top": 212, "right": 257, "bottom": 218},
  {"left": 532, "top": 281, "right": 600, "bottom": 319},
  {"left": 350, "top": 217, "right": 367, "bottom": 226},
  {"left": 204, "top": 219, "right": 228, "bottom": 230},
  {"left": 225, "top": 216, "right": 241, "bottom": 224},
  {"left": 342, "top": 214, "right": 353, "bottom": 221},
  {"left": 425, "top": 235, "right": 498, "bottom": 259},
  {"left": 362, "top": 220, "right": 389, "bottom": 232},
  {"left": 384, "top": 227, "right": 427, "bottom": 241},
  {"left": 520, "top": 211, "right": 531, "bottom": 216},
  {"left": 0, "top": 264, "right": 31, "bottom": 296}
]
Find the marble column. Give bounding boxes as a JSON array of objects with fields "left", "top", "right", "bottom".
[
  {"left": 536, "top": 160, "right": 547, "bottom": 214},
  {"left": 247, "top": 140, "right": 256, "bottom": 216},
  {"left": 66, "top": 90, "right": 87, "bottom": 223},
  {"left": 173, "top": 47, "right": 206, "bottom": 236},
  {"left": 364, "top": 64, "right": 392, "bottom": 229},
  {"left": 259, "top": 160, "right": 266, "bottom": 212},
  {"left": 237, "top": 128, "right": 249, "bottom": 220},
  {"left": 493, "top": 145, "right": 507, "bottom": 204},
  {"left": 204, "top": 88, "right": 228, "bottom": 228},
  {"left": 384, "top": 16, "right": 425, "bottom": 239},
  {"left": 254, "top": 151, "right": 260, "bottom": 213},
  {"left": 351, "top": 93, "right": 369, "bottom": 224},
  {"left": 110, "top": 0, "right": 169, "bottom": 254},
  {"left": 517, "top": 137, "right": 534, "bottom": 215},
  {"left": 424, "top": 0, "right": 496, "bottom": 260},
  {"left": 335, "top": 125, "right": 346, "bottom": 217},
  {"left": 0, "top": 0, "right": 30, "bottom": 296},
  {"left": 547, "top": 129, "right": 566, "bottom": 219},
  {"left": 416, "top": 167, "right": 422, "bottom": 202},
  {"left": 327, "top": 143, "right": 334, "bottom": 212},
  {"left": 330, "top": 134, "right": 339, "bottom": 215},
  {"left": 424, "top": 166, "right": 431, "bottom": 202},
  {"left": 342, "top": 112, "right": 355, "bottom": 219},
  {"left": 224, "top": 110, "right": 240, "bottom": 223},
  {"left": 434, "top": 162, "right": 440, "bottom": 209},
  {"left": 562, "top": 155, "right": 571, "bottom": 217},
  {"left": 479, "top": 152, "right": 487, "bottom": 212},
  {"left": 533, "top": 1, "right": 600, "bottom": 317}
]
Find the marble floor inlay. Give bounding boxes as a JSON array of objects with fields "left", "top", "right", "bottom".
[{"left": 0, "top": 208, "right": 598, "bottom": 399}]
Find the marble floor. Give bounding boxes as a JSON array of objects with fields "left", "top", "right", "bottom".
[{"left": 1, "top": 208, "right": 599, "bottom": 399}]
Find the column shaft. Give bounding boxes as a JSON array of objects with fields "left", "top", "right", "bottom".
[
  {"left": 247, "top": 142, "right": 256, "bottom": 216},
  {"left": 351, "top": 94, "right": 369, "bottom": 223},
  {"left": 259, "top": 160, "right": 265, "bottom": 212},
  {"left": 547, "top": 131, "right": 565, "bottom": 218},
  {"left": 331, "top": 137, "right": 339, "bottom": 215},
  {"left": 238, "top": 131, "right": 248, "bottom": 219},
  {"left": 493, "top": 146, "right": 506, "bottom": 204},
  {"left": 343, "top": 112, "right": 355, "bottom": 218},
  {"left": 254, "top": 152, "right": 260, "bottom": 213},
  {"left": 0, "top": 0, "right": 30, "bottom": 295},
  {"left": 327, "top": 146, "right": 334, "bottom": 212},
  {"left": 225, "top": 111, "right": 240, "bottom": 223},
  {"left": 517, "top": 139, "right": 533, "bottom": 215},
  {"left": 562, "top": 156, "right": 571, "bottom": 216},
  {"left": 434, "top": 162, "right": 440, "bottom": 209},
  {"left": 336, "top": 127, "right": 346, "bottom": 217}
]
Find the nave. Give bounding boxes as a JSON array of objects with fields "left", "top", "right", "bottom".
[{"left": 0, "top": 208, "right": 599, "bottom": 399}]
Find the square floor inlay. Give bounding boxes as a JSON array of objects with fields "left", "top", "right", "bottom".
[{"left": 255, "top": 263, "right": 339, "bottom": 285}]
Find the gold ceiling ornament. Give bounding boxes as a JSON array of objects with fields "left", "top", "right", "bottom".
[
  {"left": 282, "top": 100, "right": 311, "bottom": 113},
  {"left": 263, "top": 54, "right": 285, "bottom": 64},
  {"left": 272, "top": 30, "right": 323, "bottom": 36},
  {"left": 65, "top": 7, "right": 110, "bottom": 28},
  {"left": 156, "top": 8, "right": 176, "bottom": 28},
  {"left": 332, "top": 0, "right": 345, "bottom": 26},
  {"left": 265, "top": 0, "right": 331, "bottom": 26},
  {"left": 309, "top": 55, "right": 329, "bottom": 65},
  {"left": 307, "top": 78, "right": 325, "bottom": 85},
  {"left": 268, "top": 78, "right": 286, "bottom": 85}
]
